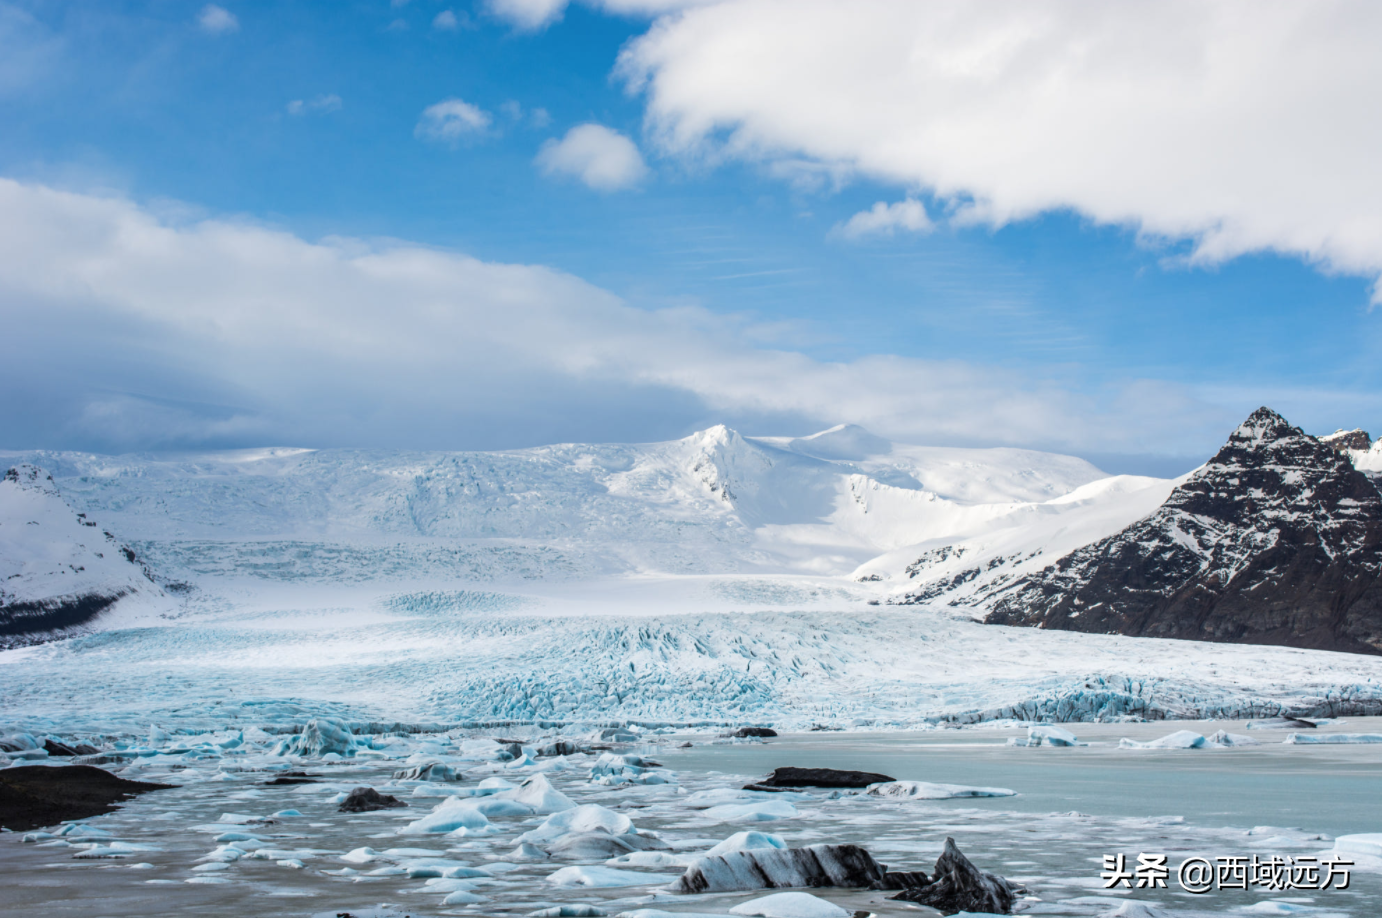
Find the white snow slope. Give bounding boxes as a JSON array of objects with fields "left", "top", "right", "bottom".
[
  {"left": 0, "top": 464, "right": 167, "bottom": 645},
  {"left": 3, "top": 425, "right": 1382, "bottom": 732}
]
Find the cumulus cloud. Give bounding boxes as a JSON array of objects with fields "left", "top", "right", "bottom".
[
  {"left": 0, "top": 178, "right": 1258, "bottom": 458},
  {"left": 835, "top": 198, "right": 932, "bottom": 239},
  {"left": 197, "top": 4, "right": 238, "bottom": 34},
  {"left": 415, "top": 98, "right": 492, "bottom": 142},
  {"left": 286, "top": 94, "right": 342, "bottom": 116},
  {"left": 619, "top": 0, "right": 1382, "bottom": 300},
  {"left": 536, "top": 124, "right": 648, "bottom": 191}
]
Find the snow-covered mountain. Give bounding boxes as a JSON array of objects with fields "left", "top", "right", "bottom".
[
  {"left": 4, "top": 426, "right": 1113, "bottom": 583},
  {"left": 985, "top": 408, "right": 1382, "bottom": 655},
  {"left": 0, "top": 464, "right": 164, "bottom": 648}
]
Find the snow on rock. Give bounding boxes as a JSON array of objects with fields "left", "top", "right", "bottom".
[
  {"left": 547, "top": 865, "right": 676, "bottom": 887},
  {"left": 866, "top": 781, "right": 1016, "bottom": 799},
  {"left": 0, "top": 464, "right": 165, "bottom": 648},
  {"left": 1119, "top": 730, "right": 1207, "bottom": 749},
  {"left": 987, "top": 407, "right": 1382, "bottom": 655},
  {"left": 728, "top": 892, "right": 849, "bottom": 918},
  {"left": 672, "top": 844, "right": 886, "bottom": 894}
]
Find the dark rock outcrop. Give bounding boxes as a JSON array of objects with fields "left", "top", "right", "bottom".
[
  {"left": 338, "top": 786, "right": 407, "bottom": 813},
  {"left": 987, "top": 408, "right": 1382, "bottom": 655},
  {"left": 888, "top": 837, "right": 1018, "bottom": 915},
  {"left": 265, "top": 771, "right": 320, "bottom": 785},
  {"left": 673, "top": 843, "right": 886, "bottom": 893},
  {"left": 748, "top": 766, "right": 895, "bottom": 789},
  {"left": 1321, "top": 428, "right": 1372, "bottom": 452},
  {"left": 0, "top": 765, "right": 173, "bottom": 832},
  {"left": 733, "top": 727, "right": 778, "bottom": 738}
]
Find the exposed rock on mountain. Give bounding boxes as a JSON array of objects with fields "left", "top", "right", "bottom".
[
  {"left": 1, "top": 465, "right": 162, "bottom": 649},
  {"left": 1321, "top": 428, "right": 1372, "bottom": 452},
  {"left": 985, "top": 408, "right": 1382, "bottom": 655}
]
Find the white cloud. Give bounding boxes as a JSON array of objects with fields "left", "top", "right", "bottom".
[
  {"left": 286, "top": 94, "right": 342, "bottom": 116},
  {"left": 415, "top": 98, "right": 492, "bottom": 142},
  {"left": 835, "top": 198, "right": 932, "bottom": 239},
  {"left": 433, "top": 10, "right": 461, "bottom": 30},
  {"left": 197, "top": 4, "right": 238, "bottom": 34},
  {"left": 620, "top": 0, "right": 1382, "bottom": 300},
  {"left": 536, "top": 124, "right": 648, "bottom": 191},
  {"left": 0, "top": 178, "right": 1263, "bottom": 457},
  {"left": 486, "top": 0, "right": 714, "bottom": 31}
]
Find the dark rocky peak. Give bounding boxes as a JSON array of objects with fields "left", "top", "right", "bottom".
[
  {"left": 1321, "top": 428, "right": 1373, "bottom": 452},
  {"left": 985, "top": 407, "right": 1382, "bottom": 655}
]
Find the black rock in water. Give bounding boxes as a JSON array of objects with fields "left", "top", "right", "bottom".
[
  {"left": 42, "top": 739, "right": 79, "bottom": 757},
  {"left": 750, "top": 766, "right": 895, "bottom": 789},
  {"left": 0, "top": 764, "right": 173, "bottom": 832},
  {"left": 265, "top": 771, "right": 320, "bottom": 785},
  {"left": 987, "top": 408, "right": 1382, "bottom": 655},
  {"left": 338, "top": 786, "right": 407, "bottom": 813},
  {"left": 889, "top": 837, "right": 1017, "bottom": 915},
  {"left": 733, "top": 727, "right": 778, "bottom": 738},
  {"left": 872, "top": 870, "right": 930, "bottom": 890}
]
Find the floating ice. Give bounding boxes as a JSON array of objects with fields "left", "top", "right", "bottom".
[
  {"left": 606, "top": 851, "right": 693, "bottom": 868},
  {"left": 1206, "top": 730, "right": 1258, "bottom": 746},
  {"left": 396, "top": 798, "right": 493, "bottom": 835},
  {"left": 496, "top": 773, "right": 576, "bottom": 813},
  {"left": 1119, "top": 730, "right": 1206, "bottom": 749},
  {"left": 673, "top": 844, "right": 885, "bottom": 894},
  {"left": 727, "top": 892, "right": 849, "bottom": 918},
  {"left": 704, "top": 831, "right": 788, "bottom": 857},
  {"left": 701, "top": 799, "right": 798, "bottom": 822},
  {"left": 866, "top": 781, "right": 1016, "bottom": 799},
  {"left": 547, "top": 865, "right": 675, "bottom": 887},
  {"left": 1284, "top": 732, "right": 1382, "bottom": 744},
  {"left": 518, "top": 804, "right": 637, "bottom": 844},
  {"left": 442, "top": 890, "right": 489, "bottom": 905},
  {"left": 1334, "top": 833, "right": 1382, "bottom": 857},
  {"left": 1012, "top": 724, "right": 1082, "bottom": 747},
  {"left": 273, "top": 718, "right": 357, "bottom": 757},
  {"left": 393, "top": 761, "right": 461, "bottom": 782}
]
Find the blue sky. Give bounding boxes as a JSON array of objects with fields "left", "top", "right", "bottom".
[{"left": 2, "top": 1, "right": 1381, "bottom": 475}]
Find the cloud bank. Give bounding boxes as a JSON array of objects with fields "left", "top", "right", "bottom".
[
  {"left": 619, "top": 0, "right": 1382, "bottom": 299},
  {"left": 0, "top": 179, "right": 1242, "bottom": 459}
]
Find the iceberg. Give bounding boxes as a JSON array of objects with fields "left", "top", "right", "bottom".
[
  {"left": 672, "top": 844, "right": 886, "bottom": 894},
  {"left": 517, "top": 804, "right": 638, "bottom": 845},
  {"left": 396, "top": 799, "right": 492, "bottom": 835},
  {"left": 703, "top": 831, "right": 789, "bottom": 857},
  {"left": 1119, "top": 730, "right": 1207, "bottom": 749},
  {"left": 273, "top": 718, "right": 357, "bottom": 758},
  {"left": 1334, "top": 834, "right": 1382, "bottom": 858},
  {"left": 701, "top": 799, "right": 799, "bottom": 822},
  {"left": 547, "top": 865, "right": 675, "bottom": 887},
  {"left": 728, "top": 892, "right": 849, "bottom": 918},
  {"left": 1284, "top": 733, "right": 1382, "bottom": 744},
  {"left": 866, "top": 781, "right": 1015, "bottom": 799},
  {"left": 496, "top": 773, "right": 576, "bottom": 814}
]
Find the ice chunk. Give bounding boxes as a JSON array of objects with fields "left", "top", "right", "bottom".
[
  {"left": 340, "top": 847, "right": 379, "bottom": 863},
  {"left": 528, "top": 908, "right": 608, "bottom": 918},
  {"left": 1206, "top": 730, "right": 1258, "bottom": 746},
  {"left": 1119, "top": 731, "right": 1206, "bottom": 749},
  {"left": 274, "top": 718, "right": 357, "bottom": 758},
  {"left": 1334, "top": 834, "right": 1382, "bottom": 858},
  {"left": 496, "top": 773, "right": 576, "bottom": 814},
  {"left": 704, "top": 831, "right": 788, "bottom": 857},
  {"left": 393, "top": 761, "right": 461, "bottom": 782},
  {"left": 866, "top": 781, "right": 1015, "bottom": 799},
  {"left": 614, "top": 911, "right": 735, "bottom": 918},
  {"left": 548, "top": 865, "right": 675, "bottom": 887},
  {"left": 673, "top": 844, "right": 885, "bottom": 894},
  {"left": 700, "top": 799, "right": 798, "bottom": 822},
  {"left": 1026, "top": 724, "right": 1082, "bottom": 747},
  {"left": 518, "top": 804, "right": 636, "bottom": 844},
  {"left": 606, "top": 851, "right": 694, "bottom": 868},
  {"left": 728, "top": 892, "right": 849, "bottom": 918},
  {"left": 442, "top": 890, "right": 488, "bottom": 905},
  {"left": 1284, "top": 733, "right": 1382, "bottom": 744},
  {"left": 396, "top": 799, "right": 492, "bottom": 835}
]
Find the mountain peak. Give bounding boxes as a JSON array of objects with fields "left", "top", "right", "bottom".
[
  {"left": 1321, "top": 428, "right": 1373, "bottom": 452},
  {"left": 4, "top": 464, "right": 61, "bottom": 499},
  {"left": 1228, "top": 406, "right": 1299, "bottom": 448}
]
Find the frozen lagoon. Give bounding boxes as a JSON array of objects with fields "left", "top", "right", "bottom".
[{"left": 2, "top": 721, "right": 1380, "bottom": 918}]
